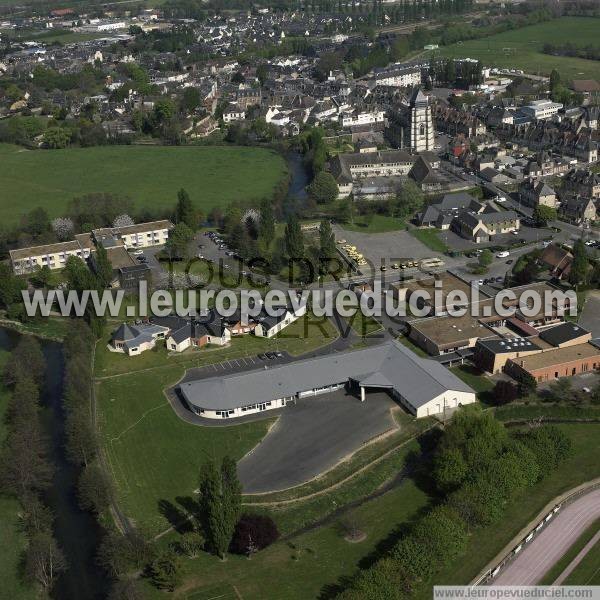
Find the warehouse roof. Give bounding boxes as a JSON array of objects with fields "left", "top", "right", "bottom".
[{"left": 179, "top": 341, "right": 474, "bottom": 412}]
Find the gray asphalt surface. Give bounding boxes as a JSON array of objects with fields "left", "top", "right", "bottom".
[
  {"left": 579, "top": 292, "right": 600, "bottom": 340},
  {"left": 492, "top": 488, "right": 600, "bottom": 585},
  {"left": 237, "top": 389, "right": 398, "bottom": 494}
]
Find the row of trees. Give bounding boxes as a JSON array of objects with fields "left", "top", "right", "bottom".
[
  {"left": 336, "top": 409, "right": 572, "bottom": 598},
  {"left": 0, "top": 336, "right": 68, "bottom": 593}
]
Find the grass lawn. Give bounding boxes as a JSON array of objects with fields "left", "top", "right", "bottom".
[
  {"left": 0, "top": 144, "right": 287, "bottom": 224},
  {"left": 142, "top": 478, "right": 430, "bottom": 600},
  {"left": 417, "top": 423, "right": 600, "bottom": 596},
  {"left": 342, "top": 214, "right": 406, "bottom": 233},
  {"left": 539, "top": 518, "right": 600, "bottom": 584},
  {"left": 410, "top": 228, "right": 449, "bottom": 253},
  {"left": 344, "top": 311, "right": 384, "bottom": 337},
  {"left": 94, "top": 312, "right": 338, "bottom": 377},
  {"left": 438, "top": 17, "right": 600, "bottom": 81},
  {"left": 96, "top": 365, "right": 273, "bottom": 537},
  {"left": 450, "top": 365, "right": 495, "bottom": 404},
  {"left": 396, "top": 333, "right": 428, "bottom": 357},
  {"left": 564, "top": 533, "right": 600, "bottom": 585},
  {"left": 0, "top": 347, "right": 35, "bottom": 600},
  {"left": 0, "top": 316, "right": 71, "bottom": 341}
]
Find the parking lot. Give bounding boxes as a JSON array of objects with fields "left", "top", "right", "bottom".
[
  {"left": 332, "top": 225, "right": 464, "bottom": 274},
  {"left": 237, "top": 389, "right": 400, "bottom": 493},
  {"left": 180, "top": 351, "right": 292, "bottom": 384}
]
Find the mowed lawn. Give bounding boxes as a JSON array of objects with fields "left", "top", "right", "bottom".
[
  {"left": 96, "top": 365, "right": 273, "bottom": 537},
  {"left": 438, "top": 17, "right": 600, "bottom": 81},
  {"left": 141, "top": 479, "right": 430, "bottom": 600},
  {"left": 0, "top": 144, "right": 288, "bottom": 224}
]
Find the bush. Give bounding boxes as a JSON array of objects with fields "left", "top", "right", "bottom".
[
  {"left": 492, "top": 380, "right": 519, "bottom": 406},
  {"left": 178, "top": 531, "right": 205, "bottom": 558},
  {"left": 230, "top": 513, "right": 280, "bottom": 555}
]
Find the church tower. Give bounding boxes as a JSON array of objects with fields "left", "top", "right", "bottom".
[{"left": 409, "top": 88, "right": 434, "bottom": 153}]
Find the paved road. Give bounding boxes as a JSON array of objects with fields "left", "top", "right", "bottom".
[
  {"left": 237, "top": 390, "right": 398, "bottom": 494},
  {"left": 493, "top": 488, "right": 600, "bottom": 585},
  {"left": 579, "top": 292, "right": 600, "bottom": 340}
]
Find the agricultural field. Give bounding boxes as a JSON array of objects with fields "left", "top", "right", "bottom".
[
  {"left": 0, "top": 144, "right": 288, "bottom": 224},
  {"left": 438, "top": 17, "right": 600, "bottom": 81}
]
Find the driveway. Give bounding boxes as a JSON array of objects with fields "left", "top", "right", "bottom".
[
  {"left": 237, "top": 389, "right": 399, "bottom": 494},
  {"left": 492, "top": 488, "right": 600, "bottom": 585}
]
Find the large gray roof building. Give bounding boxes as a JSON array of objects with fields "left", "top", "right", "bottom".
[{"left": 179, "top": 340, "right": 476, "bottom": 420}]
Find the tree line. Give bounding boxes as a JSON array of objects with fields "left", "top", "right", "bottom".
[
  {"left": 333, "top": 409, "right": 572, "bottom": 598},
  {"left": 0, "top": 335, "right": 67, "bottom": 594}
]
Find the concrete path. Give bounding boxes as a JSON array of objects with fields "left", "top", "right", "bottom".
[{"left": 493, "top": 488, "right": 600, "bottom": 585}]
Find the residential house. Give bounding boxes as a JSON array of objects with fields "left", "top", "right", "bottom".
[{"left": 519, "top": 179, "right": 557, "bottom": 208}]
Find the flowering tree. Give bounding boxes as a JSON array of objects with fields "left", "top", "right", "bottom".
[
  {"left": 113, "top": 214, "right": 134, "bottom": 229},
  {"left": 51, "top": 217, "right": 74, "bottom": 241}
]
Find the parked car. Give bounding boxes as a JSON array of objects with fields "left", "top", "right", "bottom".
[
  {"left": 496, "top": 251, "right": 510, "bottom": 258},
  {"left": 132, "top": 249, "right": 144, "bottom": 256},
  {"left": 257, "top": 354, "right": 267, "bottom": 360}
]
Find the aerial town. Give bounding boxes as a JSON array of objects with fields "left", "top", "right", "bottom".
[{"left": 1, "top": 0, "right": 600, "bottom": 598}]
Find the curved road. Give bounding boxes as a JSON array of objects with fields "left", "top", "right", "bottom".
[{"left": 493, "top": 488, "right": 600, "bottom": 585}]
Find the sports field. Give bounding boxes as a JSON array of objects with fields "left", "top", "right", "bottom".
[
  {"left": 438, "top": 17, "right": 600, "bottom": 81},
  {"left": 0, "top": 144, "right": 288, "bottom": 224}
]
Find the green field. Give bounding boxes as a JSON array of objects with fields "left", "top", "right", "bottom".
[
  {"left": 438, "top": 17, "right": 600, "bottom": 81},
  {"left": 142, "top": 478, "right": 429, "bottom": 600},
  {"left": 564, "top": 534, "right": 600, "bottom": 585},
  {"left": 410, "top": 228, "right": 449, "bottom": 253},
  {"left": 0, "top": 144, "right": 288, "bottom": 224},
  {"left": 97, "top": 365, "right": 273, "bottom": 536}
]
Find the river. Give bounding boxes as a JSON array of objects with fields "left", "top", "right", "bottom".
[
  {"left": 286, "top": 150, "right": 309, "bottom": 200},
  {"left": 0, "top": 328, "right": 107, "bottom": 600}
]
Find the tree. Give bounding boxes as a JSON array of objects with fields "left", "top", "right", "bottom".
[
  {"left": 94, "top": 243, "right": 113, "bottom": 288},
  {"left": 307, "top": 171, "right": 339, "bottom": 205},
  {"left": 181, "top": 87, "right": 201, "bottom": 112},
  {"left": 395, "top": 180, "right": 424, "bottom": 219},
  {"left": 0, "top": 263, "right": 27, "bottom": 309},
  {"left": 24, "top": 531, "right": 67, "bottom": 590},
  {"left": 108, "top": 578, "right": 147, "bottom": 600},
  {"left": 492, "top": 380, "right": 518, "bottom": 406},
  {"left": 230, "top": 514, "right": 279, "bottom": 555},
  {"left": 221, "top": 456, "right": 242, "bottom": 549},
  {"left": 3, "top": 335, "right": 45, "bottom": 387},
  {"left": 432, "top": 447, "right": 468, "bottom": 492},
  {"left": 200, "top": 460, "right": 229, "bottom": 558},
  {"left": 149, "top": 549, "right": 181, "bottom": 591},
  {"left": 51, "top": 217, "right": 74, "bottom": 241},
  {"left": 199, "top": 458, "right": 241, "bottom": 559},
  {"left": 97, "top": 532, "right": 153, "bottom": 578},
  {"left": 284, "top": 214, "right": 304, "bottom": 259},
  {"left": 175, "top": 188, "right": 195, "bottom": 229},
  {"left": 113, "top": 214, "right": 134, "bottom": 229},
  {"left": 336, "top": 198, "right": 353, "bottom": 223},
  {"left": 78, "top": 461, "right": 112, "bottom": 514},
  {"left": 569, "top": 238, "right": 589, "bottom": 288},
  {"left": 319, "top": 219, "right": 336, "bottom": 265},
  {"left": 22, "top": 207, "right": 51, "bottom": 237},
  {"left": 43, "top": 127, "right": 71, "bottom": 149},
  {"left": 258, "top": 198, "right": 275, "bottom": 257},
  {"left": 164, "top": 223, "right": 194, "bottom": 261},
  {"left": 533, "top": 205, "right": 557, "bottom": 227},
  {"left": 478, "top": 249, "right": 493, "bottom": 269}
]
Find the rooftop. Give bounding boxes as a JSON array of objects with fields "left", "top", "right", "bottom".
[{"left": 512, "top": 342, "right": 600, "bottom": 371}]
